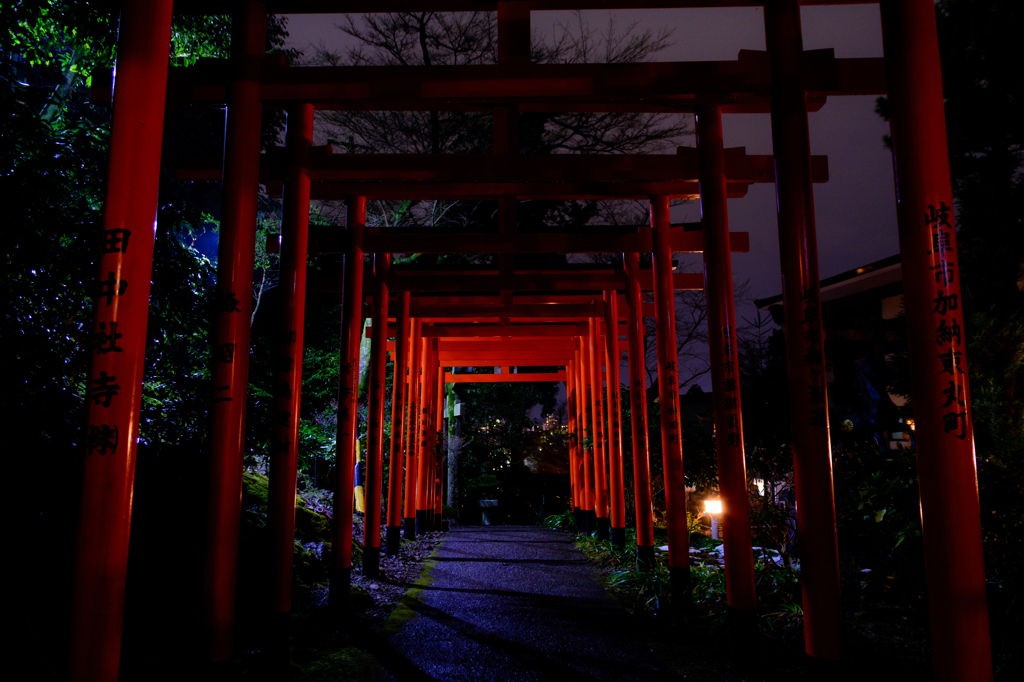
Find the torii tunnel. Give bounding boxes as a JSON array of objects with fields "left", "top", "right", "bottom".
[{"left": 73, "top": 1, "right": 989, "bottom": 680}]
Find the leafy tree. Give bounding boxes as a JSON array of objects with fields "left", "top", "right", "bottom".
[{"left": 3, "top": 4, "right": 301, "bottom": 668}]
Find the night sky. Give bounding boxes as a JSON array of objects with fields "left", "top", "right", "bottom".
[{"left": 284, "top": 6, "right": 898, "bottom": 388}]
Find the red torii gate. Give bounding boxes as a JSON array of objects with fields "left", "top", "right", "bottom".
[{"left": 72, "top": 1, "right": 991, "bottom": 681}]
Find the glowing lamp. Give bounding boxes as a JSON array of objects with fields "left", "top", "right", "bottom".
[{"left": 704, "top": 499, "right": 722, "bottom": 539}]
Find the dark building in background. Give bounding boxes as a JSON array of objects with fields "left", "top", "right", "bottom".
[{"left": 756, "top": 254, "right": 911, "bottom": 450}]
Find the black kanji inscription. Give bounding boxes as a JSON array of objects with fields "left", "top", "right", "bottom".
[
  {"left": 217, "top": 291, "right": 241, "bottom": 313},
  {"left": 103, "top": 228, "right": 131, "bottom": 254},
  {"left": 935, "top": 318, "right": 961, "bottom": 346},
  {"left": 87, "top": 423, "right": 119, "bottom": 455},
  {"left": 86, "top": 371, "right": 120, "bottom": 407},
  {"left": 809, "top": 408, "right": 827, "bottom": 428},
  {"left": 215, "top": 343, "right": 236, "bottom": 364},
  {"left": 97, "top": 272, "right": 128, "bottom": 306},
  {"left": 929, "top": 231, "right": 953, "bottom": 255},
  {"left": 925, "top": 202, "right": 952, "bottom": 230},
  {"left": 942, "top": 410, "right": 968, "bottom": 440},
  {"left": 938, "top": 349, "right": 964, "bottom": 376},
  {"left": 941, "top": 380, "right": 966, "bottom": 408},
  {"left": 932, "top": 291, "right": 958, "bottom": 315},
  {"left": 931, "top": 261, "right": 955, "bottom": 285},
  {"left": 94, "top": 321, "right": 123, "bottom": 355}
]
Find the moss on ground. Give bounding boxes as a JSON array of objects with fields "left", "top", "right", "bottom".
[
  {"left": 243, "top": 470, "right": 270, "bottom": 506},
  {"left": 292, "top": 642, "right": 388, "bottom": 681},
  {"left": 380, "top": 541, "right": 441, "bottom": 638}
]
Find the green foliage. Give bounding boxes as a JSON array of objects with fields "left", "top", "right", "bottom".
[
  {"left": 607, "top": 566, "right": 670, "bottom": 613},
  {"left": 456, "top": 377, "right": 560, "bottom": 522},
  {"left": 543, "top": 509, "right": 576, "bottom": 531},
  {"left": 168, "top": 15, "right": 231, "bottom": 67},
  {"left": 573, "top": 525, "right": 804, "bottom": 636}
]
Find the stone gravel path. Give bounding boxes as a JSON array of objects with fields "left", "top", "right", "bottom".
[{"left": 388, "top": 525, "right": 677, "bottom": 681}]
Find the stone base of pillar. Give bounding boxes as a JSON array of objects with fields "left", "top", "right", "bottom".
[
  {"left": 416, "top": 509, "right": 428, "bottom": 534},
  {"left": 328, "top": 567, "right": 350, "bottom": 612},
  {"left": 585, "top": 510, "right": 596, "bottom": 534},
  {"left": 727, "top": 605, "right": 758, "bottom": 674},
  {"left": 669, "top": 565, "right": 692, "bottom": 608},
  {"left": 573, "top": 507, "right": 581, "bottom": 531},
  {"left": 637, "top": 545, "right": 655, "bottom": 570},
  {"left": 363, "top": 546, "right": 380, "bottom": 578},
  {"left": 596, "top": 516, "right": 610, "bottom": 541},
  {"left": 265, "top": 610, "right": 290, "bottom": 670},
  {"left": 385, "top": 526, "right": 401, "bottom": 556},
  {"left": 610, "top": 527, "right": 625, "bottom": 549},
  {"left": 403, "top": 517, "right": 416, "bottom": 540}
]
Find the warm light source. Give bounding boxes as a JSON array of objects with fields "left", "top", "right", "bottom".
[
  {"left": 906, "top": 418, "right": 915, "bottom": 432},
  {"left": 753, "top": 478, "right": 765, "bottom": 496},
  {"left": 704, "top": 499, "right": 722, "bottom": 540}
]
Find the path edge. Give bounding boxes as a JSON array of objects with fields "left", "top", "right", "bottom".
[{"left": 380, "top": 533, "right": 446, "bottom": 638}]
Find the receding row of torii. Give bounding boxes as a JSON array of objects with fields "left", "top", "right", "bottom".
[{"left": 73, "top": 2, "right": 989, "bottom": 681}]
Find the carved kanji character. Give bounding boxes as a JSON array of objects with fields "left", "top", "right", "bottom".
[
  {"left": 93, "top": 321, "right": 123, "bottom": 355},
  {"left": 103, "top": 228, "right": 131, "bottom": 254},
  {"left": 87, "top": 423, "right": 118, "bottom": 455},
  {"left": 97, "top": 272, "right": 128, "bottom": 306},
  {"left": 86, "top": 371, "right": 120, "bottom": 407}
]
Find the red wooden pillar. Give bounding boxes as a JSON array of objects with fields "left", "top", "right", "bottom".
[
  {"left": 650, "top": 195, "right": 691, "bottom": 598},
  {"left": 204, "top": 0, "right": 267, "bottom": 663},
  {"left": 427, "top": 341, "right": 441, "bottom": 530},
  {"left": 266, "top": 103, "right": 313, "bottom": 658},
  {"left": 880, "top": 2, "right": 993, "bottom": 677},
  {"left": 588, "top": 320, "right": 610, "bottom": 538},
  {"left": 580, "top": 337, "right": 596, "bottom": 533},
  {"left": 764, "top": 0, "right": 844, "bottom": 659},
  {"left": 364, "top": 254, "right": 390, "bottom": 578},
  {"left": 330, "top": 196, "right": 365, "bottom": 608},
  {"left": 386, "top": 293, "right": 411, "bottom": 555},
  {"left": 696, "top": 103, "right": 758, "bottom": 660},
  {"left": 435, "top": 363, "right": 445, "bottom": 530},
  {"left": 592, "top": 319, "right": 610, "bottom": 539},
  {"left": 415, "top": 338, "right": 432, "bottom": 533},
  {"left": 425, "top": 346, "right": 435, "bottom": 531},
  {"left": 603, "top": 292, "right": 627, "bottom": 548},
  {"left": 576, "top": 346, "right": 589, "bottom": 531},
  {"left": 67, "top": 3, "right": 173, "bottom": 679},
  {"left": 623, "top": 253, "right": 656, "bottom": 568},
  {"left": 403, "top": 320, "right": 423, "bottom": 539},
  {"left": 572, "top": 351, "right": 584, "bottom": 529},
  {"left": 567, "top": 361, "right": 580, "bottom": 524}
]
